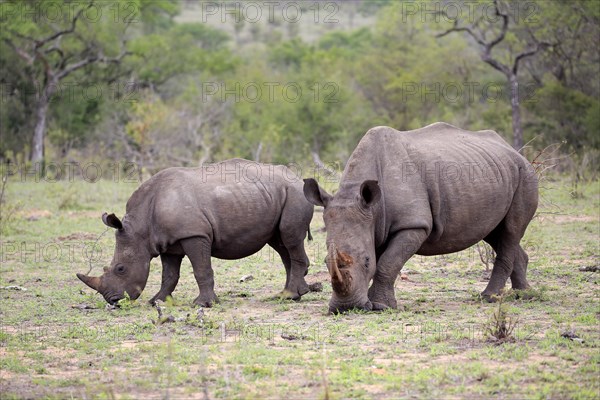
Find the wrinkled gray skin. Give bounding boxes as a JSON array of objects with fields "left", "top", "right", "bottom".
[
  {"left": 304, "top": 123, "right": 538, "bottom": 314},
  {"left": 77, "top": 159, "right": 313, "bottom": 306}
]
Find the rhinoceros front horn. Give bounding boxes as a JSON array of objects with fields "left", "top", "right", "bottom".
[
  {"left": 76, "top": 273, "right": 102, "bottom": 292},
  {"left": 327, "top": 243, "right": 344, "bottom": 284}
]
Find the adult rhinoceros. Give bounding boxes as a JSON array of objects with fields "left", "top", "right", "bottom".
[
  {"left": 77, "top": 159, "right": 313, "bottom": 306},
  {"left": 304, "top": 123, "right": 538, "bottom": 313}
]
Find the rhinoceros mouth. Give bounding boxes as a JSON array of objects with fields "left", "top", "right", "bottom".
[
  {"left": 106, "top": 294, "right": 124, "bottom": 305},
  {"left": 328, "top": 299, "right": 373, "bottom": 314}
]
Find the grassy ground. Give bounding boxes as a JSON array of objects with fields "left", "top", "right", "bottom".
[{"left": 0, "top": 174, "right": 598, "bottom": 399}]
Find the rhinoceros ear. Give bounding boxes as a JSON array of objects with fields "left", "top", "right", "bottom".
[
  {"left": 359, "top": 180, "right": 381, "bottom": 209},
  {"left": 303, "top": 178, "right": 332, "bottom": 208},
  {"left": 102, "top": 212, "right": 123, "bottom": 230}
]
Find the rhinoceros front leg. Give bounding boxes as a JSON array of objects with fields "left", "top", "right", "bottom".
[
  {"left": 368, "top": 229, "right": 428, "bottom": 310},
  {"left": 180, "top": 236, "right": 219, "bottom": 307},
  {"left": 149, "top": 253, "right": 184, "bottom": 305}
]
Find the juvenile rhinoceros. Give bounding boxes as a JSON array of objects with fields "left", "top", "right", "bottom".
[
  {"left": 77, "top": 159, "right": 313, "bottom": 306},
  {"left": 304, "top": 123, "right": 538, "bottom": 313}
]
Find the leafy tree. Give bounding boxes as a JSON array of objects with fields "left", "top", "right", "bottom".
[
  {"left": 437, "top": 0, "right": 554, "bottom": 150},
  {"left": 228, "top": 35, "right": 376, "bottom": 165},
  {"left": 126, "top": 22, "right": 234, "bottom": 90},
  {"left": 0, "top": 0, "right": 177, "bottom": 163},
  {"left": 526, "top": 77, "right": 599, "bottom": 150},
  {"left": 352, "top": 1, "right": 488, "bottom": 132}
]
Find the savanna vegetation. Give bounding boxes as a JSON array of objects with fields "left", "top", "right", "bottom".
[
  {"left": 1, "top": 0, "right": 598, "bottom": 171},
  {"left": 0, "top": 175, "right": 598, "bottom": 398},
  {"left": 0, "top": 0, "right": 599, "bottom": 398}
]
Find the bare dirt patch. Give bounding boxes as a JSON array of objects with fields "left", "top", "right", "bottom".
[
  {"left": 18, "top": 209, "right": 52, "bottom": 220},
  {"left": 65, "top": 210, "right": 102, "bottom": 219},
  {"left": 543, "top": 214, "right": 597, "bottom": 224},
  {"left": 56, "top": 232, "right": 100, "bottom": 241}
]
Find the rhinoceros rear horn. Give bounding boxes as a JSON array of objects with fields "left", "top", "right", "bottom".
[
  {"left": 102, "top": 212, "right": 123, "bottom": 230},
  {"left": 77, "top": 273, "right": 102, "bottom": 292}
]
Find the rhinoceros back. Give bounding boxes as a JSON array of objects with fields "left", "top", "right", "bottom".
[
  {"left": 123, "top": 159, "right": 309, "bottom": 258},
  {"left": 344, "top": 123, "right": 537, "bottom": 254}
]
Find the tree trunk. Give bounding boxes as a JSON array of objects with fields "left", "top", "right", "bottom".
[
  {"left": 31, "top": 96, "right": 49, "bottom": 164},
  {"left": 253, "top": 141, "right": 263, "bottom": 162},
  {"left": 311, "top": 150, "right": 336, "bottom": 176},
  {"left": 509, "top": 74, "right": 523, "bottom": 150}
]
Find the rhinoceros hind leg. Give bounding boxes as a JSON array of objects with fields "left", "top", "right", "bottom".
[
  {"left": 483, "top": 170, "right": 537, "bottom": 301},
  {"left": 481, "top": 236, "right": 515, "bottom": 301},
  {"left": 510, "top": 245, "right": 531, "bottom": 290},
  {"left": 272, "top": 194, "right": 312, "bottom": 301},
  {"left": 269, "top": 238, "right": 309, "bottom": 301},
  {"left": 482, "top": 230, "right": 531, "bottom": 301}
]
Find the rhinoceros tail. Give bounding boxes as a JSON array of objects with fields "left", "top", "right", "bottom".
[{"left": 307, "top": 227, "right": 313, "bottom": 242}]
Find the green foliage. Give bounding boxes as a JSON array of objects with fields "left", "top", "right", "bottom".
[
  {"left": 318, "top": 27, "right": 372, "bottom": 55},
  {"left": 127, "top": 22, "right": 235, "bottom": 86},
  {"left": 269, "top": 38, "right": 312, "bottom": 69},
  {"left": 0, "top": 0, "right": 598, "bottom": 171},
  {"left": 0, "top": 0, "right": 184, "bottom": 160},
  {"left": 526, "top": 76, "right": 600, "bottom": 149}
]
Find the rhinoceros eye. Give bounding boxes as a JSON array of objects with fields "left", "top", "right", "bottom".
[
  {"left": 364, "top": 257, "right": 370, "bottom": 269},
  {"left": 115, "top": 265, "right": 126, "bottom": 275}
]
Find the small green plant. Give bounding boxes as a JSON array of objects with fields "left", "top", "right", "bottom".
[
  {"left": 319, "top": 342, "right": 331, "bottom": 400},
  {"left": 484, "top": 293, "right": 519, "bottom": 344},
  {"left": 475, "top": 241, "right": 495, "bottom": 273},
  {"left": 116, "top": 293, "right": 137, "bottom": 310}
]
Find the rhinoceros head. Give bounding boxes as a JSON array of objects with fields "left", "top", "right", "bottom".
[
  {"left": 76, "top": 213, "right": 151, "bottom": 305},
  {"left": 303, "top": 179, "right": 381, "bottom": 314}
]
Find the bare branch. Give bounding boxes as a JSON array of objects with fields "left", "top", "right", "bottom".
[
  {"left": 44, "top": 45, "right": 64, "bottom": 59},
  {"left": 55, "top": 55, "right": 98, "bottom": 80},
  {"left": 481, "top": 52, "right": 510, "bottom": 76},
  {"left": 436, "top": 0, "right": 511, "bottom": 76},
  {"left": 513, "top": 44, "right": 547, "bottom": 74},
  {"left": 512, "top": 26, "right": 554, "bottom": 74},
  {"left": 4, "top": 28, "right": 38, "bottom": 44},
  {"left": 436, "top": 19, "right": 487, "bottom": 47},
  {"left": 488, "top": 0, "right": 509, "bottom": 49},
  {"left": 3, "top": 39, "right": 34, "bottom": 65},
  {"left": 55, "top": 46, "right": 130, "bottom": 81},
  {"left": 35, "top": 2, "right": 93, "bottom": 50},
  {"left": 100, "top": 48, "right": 131, "bottom": 64}
]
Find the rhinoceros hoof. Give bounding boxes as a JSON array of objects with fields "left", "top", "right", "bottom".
[
  {"left": 149, "top": 294, "right": 172, "bottom": 306},
  {"left": 481, "top": 292, "right": 501, "bottom": 303},
  {"left": 368, "top": 294, "right": 397, "bottom": 310},
  {"left": 193, "top": 294, "right": 219, "bottom": 307},
  {"left": 371, "top": 301, "right": 392, "bottom": 311},
  {"left": 278, "top": 288, "right": 305, "bottom": 301}
]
